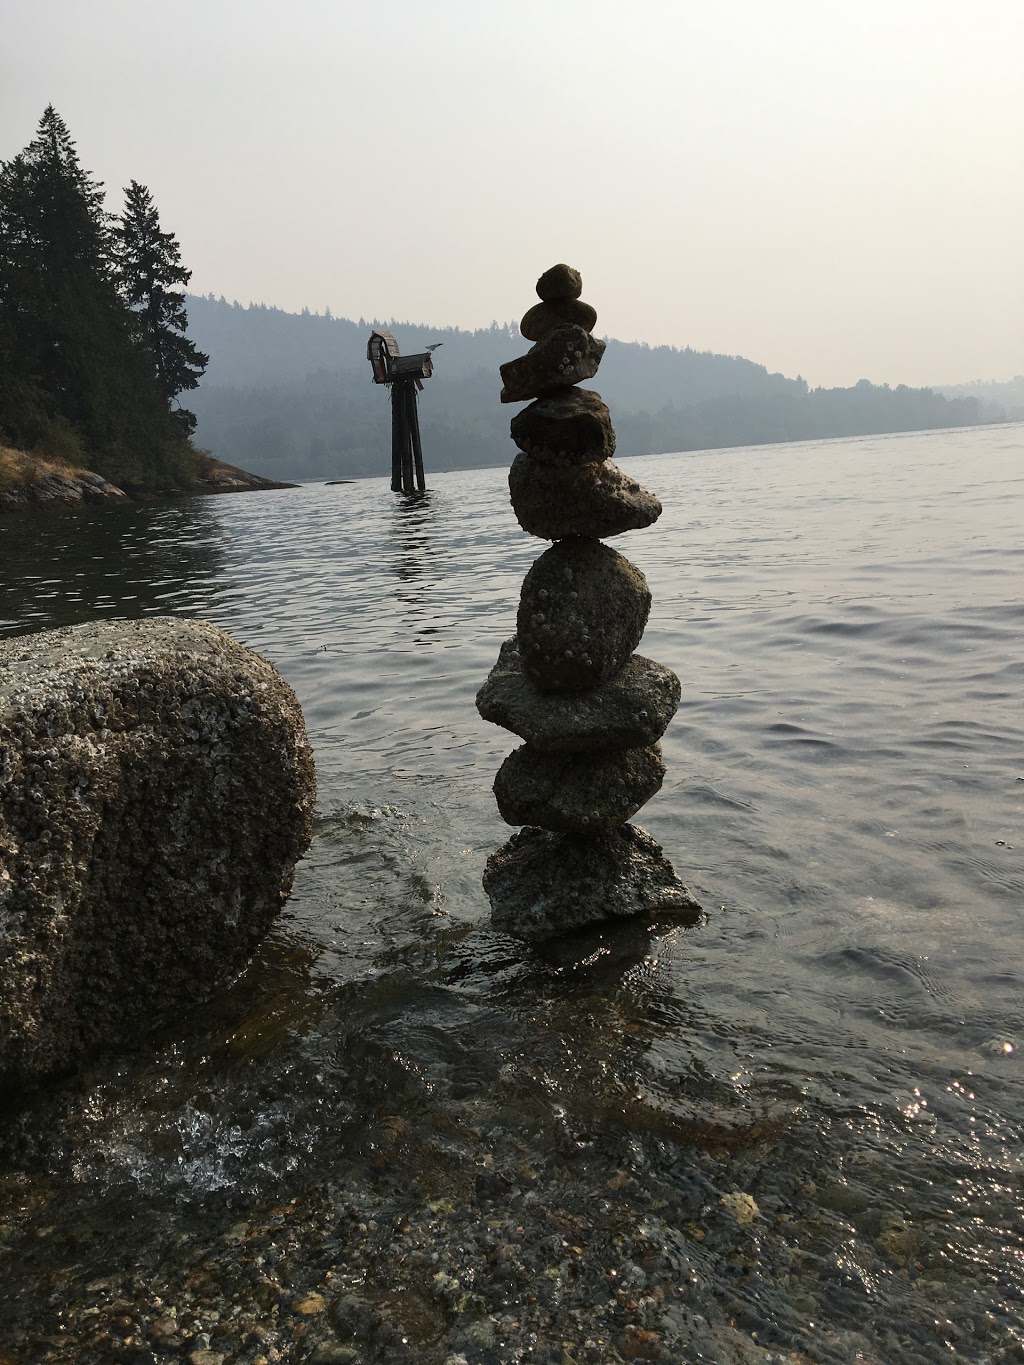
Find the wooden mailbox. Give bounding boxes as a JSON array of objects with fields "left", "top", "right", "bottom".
[{"left": 367, "top": 329, "right": 435, "bottom": 493}]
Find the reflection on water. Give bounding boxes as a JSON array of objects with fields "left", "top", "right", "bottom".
[
  {"left": 388, "top": 491, "right": 450, "bottom": 645},
  {"left": 2, "top": 426, "right": 1024, "bottom": 1360},
  {"left": 389, "top": 489, "right": 435, "bottom": 582},
  {"left": 0, "top": 497, "right": 228, "bottom": 634}
]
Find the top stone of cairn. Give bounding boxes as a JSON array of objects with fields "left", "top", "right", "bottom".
[{"left": 536, "top": 263, "right": 583, "bottom": 302}]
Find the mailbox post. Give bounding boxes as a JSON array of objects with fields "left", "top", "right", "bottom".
[{"left": 367, "top": 329, "right": 435, "bottom": 493}]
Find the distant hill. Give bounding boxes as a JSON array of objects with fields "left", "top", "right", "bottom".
[
  {"left": 184, "top": 295, "right": 995, "bottom": 481},
  {"left": 935, "top": 376, "right": 1024, "bottom": 421}
]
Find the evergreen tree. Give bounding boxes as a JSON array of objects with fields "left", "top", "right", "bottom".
[
  {"left": 0, "top": 108, "right": 200, "bottom": 486},
  {"left": 113, "top": 180, "right": 208, "bottom": 431},
  {"left": 0, "top": 105, "right": 116, "bottom": 457}
]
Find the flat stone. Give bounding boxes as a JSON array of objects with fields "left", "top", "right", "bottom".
[
  {"left": 500, "top": 326, "right": 606, "bottom": 404},
  {"left": 535, "top": 263, "right": 583, "bottom": 301},
  {"left": 510, "top": 388, "right": 615, "bottom": 465},
  {"left": 484, "top": 823, "right": 701, "bottom": 942},
  {"left": 493, "top": 742, "right": 664, "bottom": 832},
  {"left": 520, "top": 299, "right": 597, "bottom": 342},
  {"left": 476, "top": 638, "right": 680, "bottom": 752},
  {"left": 517, "top": 539, "right": 651, "bottom": 691},
  {"left": 0, "top": 617, "right": 315, "bottom": 1088},
  {"left": 509, "top": 452, "right": 662, "bottom": 540}
]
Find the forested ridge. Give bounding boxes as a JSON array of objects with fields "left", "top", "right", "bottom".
[
  {"left": 937, "top": 376, "right": 1024, "bottom": 421},
  {"left": 185, "top": 295, "right": 995, "bottom": 483},
  {"left": 1, "top": 107, "right": 996, "bottom": 492},
  {"left": 0, "top": 108, "right": 207, "bottom": 489}
]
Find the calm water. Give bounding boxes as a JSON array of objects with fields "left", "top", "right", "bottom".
[{"left": 1, "top": 423, "right": 1023, "bottom": 1361}]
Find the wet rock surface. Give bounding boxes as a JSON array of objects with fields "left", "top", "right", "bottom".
[
  {"left": 494, "top": 743, "right": 665, "bottom": 832},
  {"left": 485, "top": 823, "right": 701, "bottom": 940},
  {"left": 0, "top": 840, "right": 1012, "bottom": 1365},
  {"left": 517, "top": 538, "right": 651, "bottom": 692},
  {"left": 500, "top": 325, "right": 606, "bottom": 404},
  {"left": 2, "top": 961, "right": 916, "bottom": 1365},
  {"left": 476, "top": 638, "right": 681, "bottom": 752},
  {"left": 0, "top": 617, "right": 315, "bottom": 1087},
  {"left": 509, "top": 450, "right": 663, "bottom": 539}
]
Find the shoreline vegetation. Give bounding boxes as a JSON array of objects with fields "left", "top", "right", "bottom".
[
  {"left": 2, "top": 105, "right": 1011, "bottom": 510},
  {"left": 0, "top": 108, "right": 216, "bottom": 501},
  {"left": 184, "top": 296, "right": 1001, "bottom": 485},
  {"left": 0, "top": 443, "right": 295, "bottom": 515}
]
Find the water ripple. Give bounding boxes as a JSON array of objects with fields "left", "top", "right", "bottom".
[{"left": 3, "top": 425, "right": 1024, "bottom": 1359}]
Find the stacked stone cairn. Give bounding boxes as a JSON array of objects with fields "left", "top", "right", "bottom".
[{"left": 476, "top": 264, "right": 702, "bottom": 942}]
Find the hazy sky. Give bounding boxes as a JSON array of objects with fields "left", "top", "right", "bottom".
[{"left": 3, "top": 0, "right": 1021, "bottom": 387}]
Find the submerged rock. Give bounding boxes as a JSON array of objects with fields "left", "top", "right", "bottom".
[
  {"left": 476, "top": 639, "right": 680, "bottom": 753},
  {"left": 500, "top": 326, "right": 606, "bottom": 404},
  {"left": 493, "top": 742, "right": 665, "bottom": 832},
  {"left": 509, "top": 451, "right": 662, "bottom": 540},
  {"left": 517, "top": 538, "right": 651, "bottom": 691},
  {"left": 0, "top": 617, "right": 315, "bottom": 1088},
  {"left": 484, "top": 824, "right": 701, "bottom": 942}
]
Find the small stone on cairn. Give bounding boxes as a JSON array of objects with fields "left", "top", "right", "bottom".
[{"left": 476, "top": 264, "right": 702, "bottom": 942}]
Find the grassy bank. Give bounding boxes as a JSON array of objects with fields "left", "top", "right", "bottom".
[
  {"left": 0, "top": 443, "right": 296, "bottom": 513},
  {"left": 0, "top": 444, "right": 85, "bottom": 487},
  {"left": 0, "top": 444, "right": 130, "bottom": 513}
]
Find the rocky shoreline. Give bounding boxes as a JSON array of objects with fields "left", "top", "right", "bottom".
[
  {"left": 0, "top": 1005, "right": 994, "bottom": 1365},
  {"left": 0, "top": 447, "right": 296, "bottom": 515},
  {"left": 189, "top": 457, "right": 299, "bottom": 499}
]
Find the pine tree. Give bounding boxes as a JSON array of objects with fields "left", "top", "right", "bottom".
[
  {"left": 0, "top": 105, "right": 117, "bottom": 456},
  {"left": 113, "top": 180, "right": 208, "bottom": 430},
  {"left": 0, "top": 108, "right": 200, "bottom": 486}
]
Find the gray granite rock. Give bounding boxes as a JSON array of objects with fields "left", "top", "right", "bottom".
[
  {"left": 0, "top": 617, "right": 315, "bottom": 1087},
  {"left": 500, "top": 327, "right": 606, "bottom": 404},
  {"left": 509, "top": 452, "right": 662, "bottom": 540},
  {"left": 510, "top": 388, "right": 615, "bottom": 465},
  {"left": 520, "top": 299, "right": 597, "bottom": 342},
  {"left": 535, "top": 263, "right": 583, "bottom": 301},
  {"left": 476, "top": 638, "right": 680, "bottom": 752},
  {"left": 484, "top": 824, "right": 702, "bottom": 942},
  {"left": 517, "top": 539, "right": 651, "bottom": 691},
  {"left": 0, "top": 449, "right": 129, "bottom": 514},
  {"left": 493, "top": 742, "right": 664, "bottom": 832}
]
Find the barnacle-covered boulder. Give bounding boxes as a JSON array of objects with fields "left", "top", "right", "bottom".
[{"left": 0, "top": 617, "right": 315, "bottom": 1087}]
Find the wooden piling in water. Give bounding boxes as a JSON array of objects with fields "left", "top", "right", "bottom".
[
  {"left": 368, "top": 329, "right": 436, "bottom": 495},
  {"left": 400, "top": 386, "right": 415, "bottom": 494},
  {"left": 390, "top": 387, "right": 403, "bottom": 492},
  {"left": 409, "top": 387, "right": 426, "bottom": 493}
]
